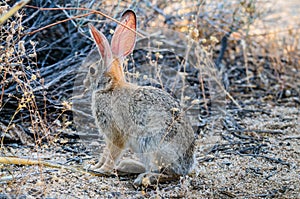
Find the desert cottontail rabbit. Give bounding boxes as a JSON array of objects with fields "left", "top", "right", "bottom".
[{"left": 85, "top": 10, "right": 195, "bottom": 185}]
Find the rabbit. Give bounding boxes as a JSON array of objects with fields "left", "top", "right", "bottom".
[{"left": 84, "top": 10, "right": 196, "bottom": 185}]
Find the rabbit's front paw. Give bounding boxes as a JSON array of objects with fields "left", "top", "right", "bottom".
[
  {"left": 89, "top": 158, "right": 112, "bottom": 174},
  {"left": 89, "top": 161, "right": 104, "bottom": 170},
  {"left": 92, "top": 165, "right": 113, "bottom": 175}
]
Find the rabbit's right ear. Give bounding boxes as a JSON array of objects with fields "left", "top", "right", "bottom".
[
  {"left": 111, "top": 10, "right": 137, "bottom": 58},
  {"left": 89, "top": 24, "right": 113, "bottom": 66}
]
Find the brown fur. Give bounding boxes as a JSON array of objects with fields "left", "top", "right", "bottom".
[{"left": 105, "top": 58, "right": 126, "bottom": 89}]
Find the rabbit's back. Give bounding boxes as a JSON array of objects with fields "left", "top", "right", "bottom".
[
  {"left": 129, "top": 86, "right": 182, "bottom": 136},
  {"left": 128, "top": 86, "right": 195, "bottom": 174}
]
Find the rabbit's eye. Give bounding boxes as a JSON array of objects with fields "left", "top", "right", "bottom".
[{"left": 89, "top": 67, "right": 96, "bottom": 75}]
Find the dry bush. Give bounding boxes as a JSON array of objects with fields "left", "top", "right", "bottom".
[{"left": 0, "top": 2, "right": 48, "bottom": 144}]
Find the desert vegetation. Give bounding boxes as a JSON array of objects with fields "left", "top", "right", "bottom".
[{"left": 0, "top": 0, "right": 299, "bottom": 198}]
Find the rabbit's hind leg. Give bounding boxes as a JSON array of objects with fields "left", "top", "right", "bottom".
[{"left": 116, "top": 159, "right": 146, "bottom": 176}]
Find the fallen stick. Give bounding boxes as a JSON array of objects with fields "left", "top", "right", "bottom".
[{"left": 0, "top": 156, "right": 113, "bottom": 177}]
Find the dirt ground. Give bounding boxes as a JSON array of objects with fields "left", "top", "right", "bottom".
[
  {"left": 1, "top": 1, "right": 300, "bottom": 198},
  {"left": 1, "top": 68, "right": 299, "bottom": 196},
  {"left": 1, "top": 100, "right": 299, "bottom": 198}
]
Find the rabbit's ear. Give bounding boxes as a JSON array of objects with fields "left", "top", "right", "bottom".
[
  {"left": 111, "top": 10, "right": 137, "bottom": 57},
  {"left": 89, "top": 24, "right": 113, "bottom": 66}
]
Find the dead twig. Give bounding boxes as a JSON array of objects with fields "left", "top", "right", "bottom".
[
  {"left": 237, "top": 153, "right": 291, "bottom": 166},
  {"left": 0, "top": 0, "right": 30, "bottom": 25},
  {"left": 25, "top": 5, "right": 144, "bottom": 38},
  {"left": 27, "top": 12, "right": 92, "bottom": 35},
  {"left": 0, "top": 156, "right": 110, "bottom": 177},
  {"left": 282, "top": 135, "right": 300, "bottom": 140},
  {"left": 232, "top": 129, "right": 284, "bottom": 135}
]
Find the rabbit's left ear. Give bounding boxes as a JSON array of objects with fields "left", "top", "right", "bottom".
[
  {"left": 111, "top": 10, "right": 137, "bottom": 57},
  {"left": 89, "top": 24, "right": 113, "bottom": 66}
]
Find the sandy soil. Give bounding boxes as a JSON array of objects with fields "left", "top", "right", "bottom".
[{"left": 1, "top": 102, "right": 299, "bottom": 198}]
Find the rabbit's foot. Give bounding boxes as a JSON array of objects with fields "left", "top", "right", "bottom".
[
  {"left": 116, "top": 159, "right": 146, "bottom": 176},
  {"left": 92, "top": 165, "right": 114, "bottom": 175},
  {"left": 133, "top": 172, "right": 168, "bottom": 187},
  {"left": 133, "top": 172, "right": 182, "bottom": 187},
  {"left": 89, "top": 160, "right": 105, "bottom": 170}
]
